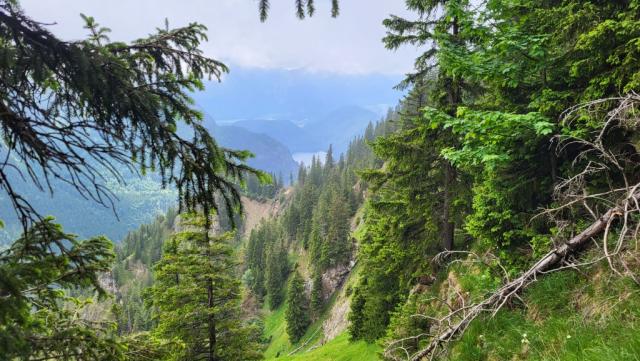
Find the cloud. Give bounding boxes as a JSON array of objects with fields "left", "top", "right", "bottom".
[{"left": 17, "top": 0, "right": 419, "bottom": 75}]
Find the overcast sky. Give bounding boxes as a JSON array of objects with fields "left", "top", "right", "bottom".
[{"left": 18, "top": 0, "right": 419, "bottom": 75}]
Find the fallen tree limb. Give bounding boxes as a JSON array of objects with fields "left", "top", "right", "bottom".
[{"left": 406, "top": 200, "right": 628, "bottom": 361}]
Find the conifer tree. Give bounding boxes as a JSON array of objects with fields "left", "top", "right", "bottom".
[
  {"left": 265, "top": 240, "right": 289, "bottom": 310},
  {"left": 0, "top": 3, "right": 262, "bottom": 232},
  {"left": 147, "top": 213, "right": 262, "bottom": 361},
  {"left": 285, "top": 271, "right": 311, "bottom": 343},
  {"left": 310, "top": 271, "right": 324, "bottom": 318},
  {"left": 383, "top": 0, "right": 477, "bottom": 251},
  {"left": 0, "top": 218, "right": 119, "bottom": 360}
]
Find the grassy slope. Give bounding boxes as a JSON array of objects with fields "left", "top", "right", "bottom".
[
  {"left": 263, "top": 300, "right": 290, "bottom": 359},
  {"left": 262, "top": 259, "right": 381, "bottom": 360},
  {"left": 262, "top": 280, "right": 343, "bottom": 359},
  {"left": 276, "top": 332, "right": 381, "bottom": 361},
  {"left": 448, "top": 259, "right": 640, "bottom": 361}
]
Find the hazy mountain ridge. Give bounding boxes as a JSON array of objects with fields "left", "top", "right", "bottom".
[
  {"left": 192, "top": 67, "right": 403, "bottom": 122},
  {"left": 233, "top": 119, "right": 322, "bottom": 153},
  {"left": 203, "top": 120, "right": 300, "bottom": 180},
  {"left": 228, "top": 105, "right": 381, "bottom": 156},
  {"left": 304, "top": 105, "right": 380, "bottom": 154}
]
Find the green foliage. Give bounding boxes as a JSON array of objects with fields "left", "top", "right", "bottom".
[
  {"left": 111, "top": 209, "right": 177, "bottom": 334},
  {"left": 308, "top": 178, "right": 351, "bottom": 272},
  {"left": 0, "top": 3, "right": 262, "bottom": 232},
  {"left": 266, "top": 240, "right": 290, "bottom": 310},
  {"left": 147, "top": 213, "right": 262, "bottom": 360},
  {"left": 350, "top": 88, "right": 470, "bottom": 340},
  {"left": 0, "top": 218, "right": 121, "bottom": 360},
  {"left": 310, "top": 271, "right": 323, "bottom": 318},
  {"left": 244, "top": 172, "right": 282, "bottom": 200},
  {"left": 350, "top": 0, "right": 640, "bottom": 353},
  {"left": 285, "top": 271, "right": 311, "bottom": 343}
]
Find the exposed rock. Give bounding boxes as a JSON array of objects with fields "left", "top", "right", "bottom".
[
  {"left": 98, "top": 271, "right": 118, "bottom": 295},
  {"left": 322, "top": 295, "right": 351, "bottom": 342},
  {"left": 241, "top": 195, "right": 285, "bottom": 237},
  {"left": 321, "top": 262, "right": 352, "bottom": 300},
  {"left": 320, "top": 260, "right": 357, "bottom": 343}
]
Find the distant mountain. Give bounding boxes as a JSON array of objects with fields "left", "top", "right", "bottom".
[
  {"left": 0, "top": 167, "right": 176, "bottom": 247},
  {"left": 205, "top": 121, "right": 300, "bottom": 180},
  {"left": 233, "top": 119, "right": 322, "bottom": 153},
  {"left": 0, "top": 121, "right": 299, "bottom": 247},
  {"left": 229, "top": 106, "right": 383, "bottom": 156},
  {"left": 192, "top": 67, "right": 403, "bottom": 122},
  {"left": 305, "top": 105, "right": 380, "bottom": 154}
]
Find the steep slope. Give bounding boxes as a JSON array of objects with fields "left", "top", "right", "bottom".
[{"left": 261, "top": 258, "right": 367, "bottom": 360}]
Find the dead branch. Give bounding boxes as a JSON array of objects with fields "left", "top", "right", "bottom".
[{"left": 405, "top": 200, "right": 626, "bottom": 361}]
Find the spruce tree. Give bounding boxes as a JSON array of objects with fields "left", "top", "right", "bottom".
[
  {"left": 147, "top": 213, "right": 262, "bottom": 361},
  {"left": 310, "top": 271, "right": 324, "bottom": 318},
  {"left": 285, "top": 271, "right": 311, "bottom": 344},
  {"left": 0, "top": 218, "right": 120, "bottom": 360},
  {"left": 265, "top": 240, "right": 289, "bottom": 310},
  {"left": 0, "top": 3, "right": 262, "bottom": 231}
]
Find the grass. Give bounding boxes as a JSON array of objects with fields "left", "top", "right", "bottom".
[
  {"left": 274, "top": 331, "right": 381, "bottom": 361},
  {"left": 262, "top": 215, "right": 374, "bottom": 360},
  {"left": 262, "top": 260, "right": 376, "bottom": 360},
  {"left": 262, "top": 288, "right": 337, "bottom": 359},
  {"left": 263, "top": 299, "right": 291, "bottom": 359},
  {"left": 449, "top": 267, "right": 640, "bottom": 361}
]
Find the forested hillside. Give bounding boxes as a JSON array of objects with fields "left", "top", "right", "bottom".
[
  {"left": 242, "top": 119, "right": 392, "bottom": 357},
  {"left": 3, "top": 1, "right": 640, "bottom": 361},
  {"left": 344, "top": 1, "right": 640, "bottom": 360}
]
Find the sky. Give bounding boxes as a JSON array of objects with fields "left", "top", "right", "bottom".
[{"left": 18, "top": 0, "right": 419, "bottom": 75}]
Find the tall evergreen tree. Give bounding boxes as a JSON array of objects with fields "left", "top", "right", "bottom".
[
  {"left": 265, "top": 240, "right": 289, "bottom": 310},
  {"left": 285, "top": 271, "right": 311, "bottom": 344},
  {"left": 310, "top": 271, "right": 324, "bottom": 318},
  {"left": 147, "top": 213, "right": 262, "bottom": 361}
]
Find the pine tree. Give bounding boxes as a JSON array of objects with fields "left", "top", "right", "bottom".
[
  {"left": 325, "top": 144, "right": 335, "bottom": 171},
  {"left": 310, "top": 271, "right": 324, "bottom": 318},
  {"left": 265, "top": 240, "right": 289, "bottom": 310},
  {"left": 285, "top": 271, "right": 311, "bottom": 343},
  {"left": 0, "top": 218, "right": 120, "bottom": 359},
  {"left": 147, "top": 213, "right": 262, "bottom": 361}
]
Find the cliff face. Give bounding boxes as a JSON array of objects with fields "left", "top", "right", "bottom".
[{"left": 241, "top": 193, "right": 289, "bottom": 236}]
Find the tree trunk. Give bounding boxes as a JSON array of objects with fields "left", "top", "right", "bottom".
[
  {"left": 205, "top": 229, "right": 217, "bottom": 361},
  {"left": 442, "top": 161, "right": 455, "bottom": 251},
  {"left": 441, "top": 15, "right": 460, "bottom": 252},
  {"left": 207, "top": 279, "right": 217, "bottom": 361}
]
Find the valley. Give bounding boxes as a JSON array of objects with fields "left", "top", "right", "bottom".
[{"left": 3, "top": 1, "right": 640, "bottom": 360}]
